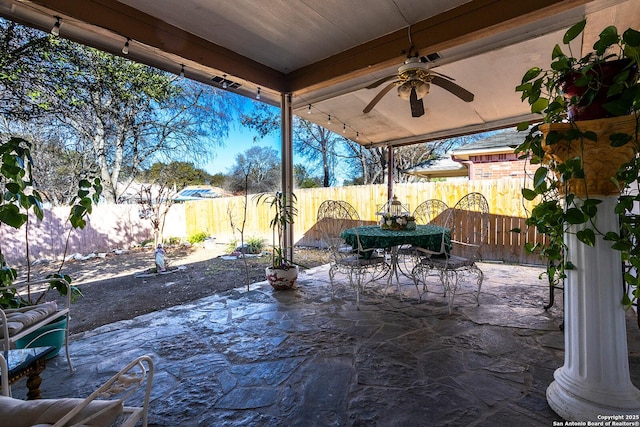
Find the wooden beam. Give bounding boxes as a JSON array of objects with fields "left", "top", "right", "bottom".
[
  {"left": 32, "top": 0, "right": 287, "bottom": 92},
  {"left": 286, "top": 0, "right": 594, "bottom": 94}
]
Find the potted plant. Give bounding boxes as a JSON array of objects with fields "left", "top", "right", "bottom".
[
  {"left": 513, "top": 20, "right": 640, "bottom": 420},
  {"left": 514, "top": 19, "right": 640, "bottom": 300},
  {"left": 257, "top": 191, "right": 298, "bottom": 290}
]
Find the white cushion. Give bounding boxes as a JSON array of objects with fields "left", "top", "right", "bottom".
[{"left": 0, "top": 395, "right": 122, "bottom": 427}]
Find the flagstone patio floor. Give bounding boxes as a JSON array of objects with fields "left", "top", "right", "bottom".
[{"left": 13, "top": 261, "right": 640, "bottom": 426}]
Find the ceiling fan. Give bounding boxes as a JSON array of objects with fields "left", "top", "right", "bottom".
[{"left": 362, "top": 54, "right": 475, "bottom": 117}]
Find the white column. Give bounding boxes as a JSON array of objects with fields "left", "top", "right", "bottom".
[{"left": 547, "top": 196, "right": 640, "bottom": 420}]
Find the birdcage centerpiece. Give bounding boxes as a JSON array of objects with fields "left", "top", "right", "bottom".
[{"left": 377, "top": 196, "right": 414, "bottom": 230}]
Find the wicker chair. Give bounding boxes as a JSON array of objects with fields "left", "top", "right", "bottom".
[
  {"left": 317, "top": 200, "right": 388, "bottom": 309},
  {"left": 412, "top": 193, "right": 489, "bottom": 313}
]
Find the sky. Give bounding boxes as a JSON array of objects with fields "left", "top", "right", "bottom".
[{"left": 204, "top": 126, "right": 281, "bottom": 175}]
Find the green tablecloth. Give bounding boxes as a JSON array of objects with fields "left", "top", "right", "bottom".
[{"left": 340, "top": 225, "right": 450, "bottom": 253}]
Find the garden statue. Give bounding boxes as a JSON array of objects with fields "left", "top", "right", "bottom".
[{"left": 155, "top": 244, "right": 166, "bottom": 272}]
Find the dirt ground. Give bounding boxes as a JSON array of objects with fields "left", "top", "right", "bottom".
[{"left": 25, "top": 244, "right": 329, "bottom": 334}]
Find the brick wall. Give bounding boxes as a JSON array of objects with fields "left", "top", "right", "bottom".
[{"left": 469, "top": 153, "right": 533, "bottom": 180}]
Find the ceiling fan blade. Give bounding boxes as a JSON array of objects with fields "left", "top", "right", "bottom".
[
  {"left": 430, "top": 75, "right": 474, "bottom": 102},
  {"left": 363, "top": 82, "right": 397, "bottom": 114},
  {"left": 365, "top": 75, "right": 397, "bottom": 89},
  {"left": 429, "top": 69, "right": 455, "bottom": 81},
  {"left": 409, "top": 87, "right": 425, "bottom": 117}
]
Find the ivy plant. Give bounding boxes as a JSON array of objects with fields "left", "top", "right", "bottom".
[{"left": 513, "top": 20, "right": 640, "bottom": 309}]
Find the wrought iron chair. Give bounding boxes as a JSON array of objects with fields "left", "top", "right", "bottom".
[
  {"left": 413, "top": 199, "right": 449, "bottom": 225},
  {"left": 412, "top": 192, "right": 489, "bottom": 313},
  {"left": 395, "top": 199, "right": 450, "bottom": 262},
  {"left": 317, "top": 200, "right": 389, "bottom": 309}
]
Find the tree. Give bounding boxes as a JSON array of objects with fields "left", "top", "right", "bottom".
[
  {"left": 0, "top": 117, "right": 97, "bottom": 205},
  {"left": 142, "top": 161, "right": 215, "bottom": 188},
  {"left": 241, "top": 103, "right": 345, "bottom": 187},
  {"left": 209, "top": 173, "right": 226, "bottom": 188},
  {"left": 48, "top": 43, "right": 238, "bottom": 202},
  {"left": 225, "top": 146, "right": 280, "bottom": 193},
  {"left": 1, "top": 20, "right": 241, "bottom": 203},
  {"left": 340, "top": 138, "right": 387, "bottom": 185},
  {"left": 292, "top": 120, "right": 343, "bottom": 187},
  {"left": 0, "top": 19, "right": 61, "bottom": 120},
  {"left": 294, "top": 164, "right": 321, "bottom": 188},
  {"left": 137, "top": 182, "right": 174, "bottom": 247}
]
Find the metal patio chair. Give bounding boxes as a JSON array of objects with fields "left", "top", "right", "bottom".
[
  {"left": 317, "top": 200, "right": 388, "bottom": 309},
  {"left": 412, "top": 192, "right": 489, "bottom": 313},
  {"left": 413, "top": 199, "right": 449, "bottom": 225}
]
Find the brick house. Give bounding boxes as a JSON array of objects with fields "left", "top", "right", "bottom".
[{"left": 403, "top": 129, "right": 532, "bottom": 181}]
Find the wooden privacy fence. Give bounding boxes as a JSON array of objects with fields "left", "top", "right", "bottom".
[
  {"left": 185, "top": 179, "right": 547, "bottom": 265},
  {"left": 0, "top": 179, "right": 546, "bottom": 266}
]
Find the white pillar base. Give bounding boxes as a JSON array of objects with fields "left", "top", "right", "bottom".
[
  {"left": 548, "top": 368, "right": 640, "bottom": 420},
  {"left": 546, "top": 197, "right": 640, "bottom": 420}
]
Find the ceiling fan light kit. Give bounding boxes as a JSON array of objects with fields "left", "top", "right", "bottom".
[
  {"left": 397, "top": 80, "right": 430, "bottom": 100},
  {"left": 363, "top": 54, "right": 474, "bottom": 117}
]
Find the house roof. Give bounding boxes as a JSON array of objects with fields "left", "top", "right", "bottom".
[
  {"left": 173, "top": 185, "right": 231, "bottom": 202},
  {"left": 401, "top": 155, "right": 468, "bottom": 179},
  {"left": 2, "top": 0, "right": 639, "bottom": 148},
  {"left": 403, "top": 129, "right": 525, "bottom": 178},
  {"left": 452, "top": 129, "right": 525, "bottom": 160}
]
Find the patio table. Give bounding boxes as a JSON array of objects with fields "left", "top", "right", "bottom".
[
  {"left": 1, "top": 346, "right": 55, "bottom": 399},
  {"left": 340, "top": 225, "right": 450, "bottom": 292}
]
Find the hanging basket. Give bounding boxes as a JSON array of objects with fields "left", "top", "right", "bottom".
[{"left": 540, "top": 115, "right": 638, "bottom": 197}]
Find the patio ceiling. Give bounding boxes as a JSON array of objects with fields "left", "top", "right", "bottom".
[{"left": 1, "top": 0, "right": 639, "bottom": 148}]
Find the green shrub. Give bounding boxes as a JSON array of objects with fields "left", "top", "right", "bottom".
[
  {"left": 140, "top": 238, "right": 154, "bottom": 247},
  {"left": 246, "top": 236, "right": 265, "bottom": 254},
  {"left": 225, "top": 237, "right": 264, "bottom": 254},
  {"left": 225, "top": 240, "right": 238, "bottom": 253},
  {"left": 167, "top": 236, "right": 181, "bottom": 245},
  {"left": 188, "top": 231, "right": 209, "bottom": 244}
]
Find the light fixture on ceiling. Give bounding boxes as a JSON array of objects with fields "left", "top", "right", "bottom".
[
  {"left": 397, "top": 80, "right": 430, "bottom": 101},
  {"left": 256, "top": 87, "right": 261, "bottom": 99},
  {"left": 51, "top": 17, "right": 61, "bottom": 36},
  {"left": 415, "top": 81, "right": 430, "bottom": 99},
  {"left": 179, "top": 64, "right": 185, "bottom": 78},
  {"left": 122, "top": 38, "right": 130, "bottom": 55},
  {"left": 222, "top": 74, "right": 228, "bottom": 89}
]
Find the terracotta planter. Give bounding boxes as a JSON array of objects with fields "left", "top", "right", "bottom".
[
  {"left": 265, "top": 265, "right": 299, "bottom": 290},
  {"left": 562, "top": 59, "right": 638, "bottom": 121},
  {"left": 540, "top": 115, "right": 638, "bottom": 197}
]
